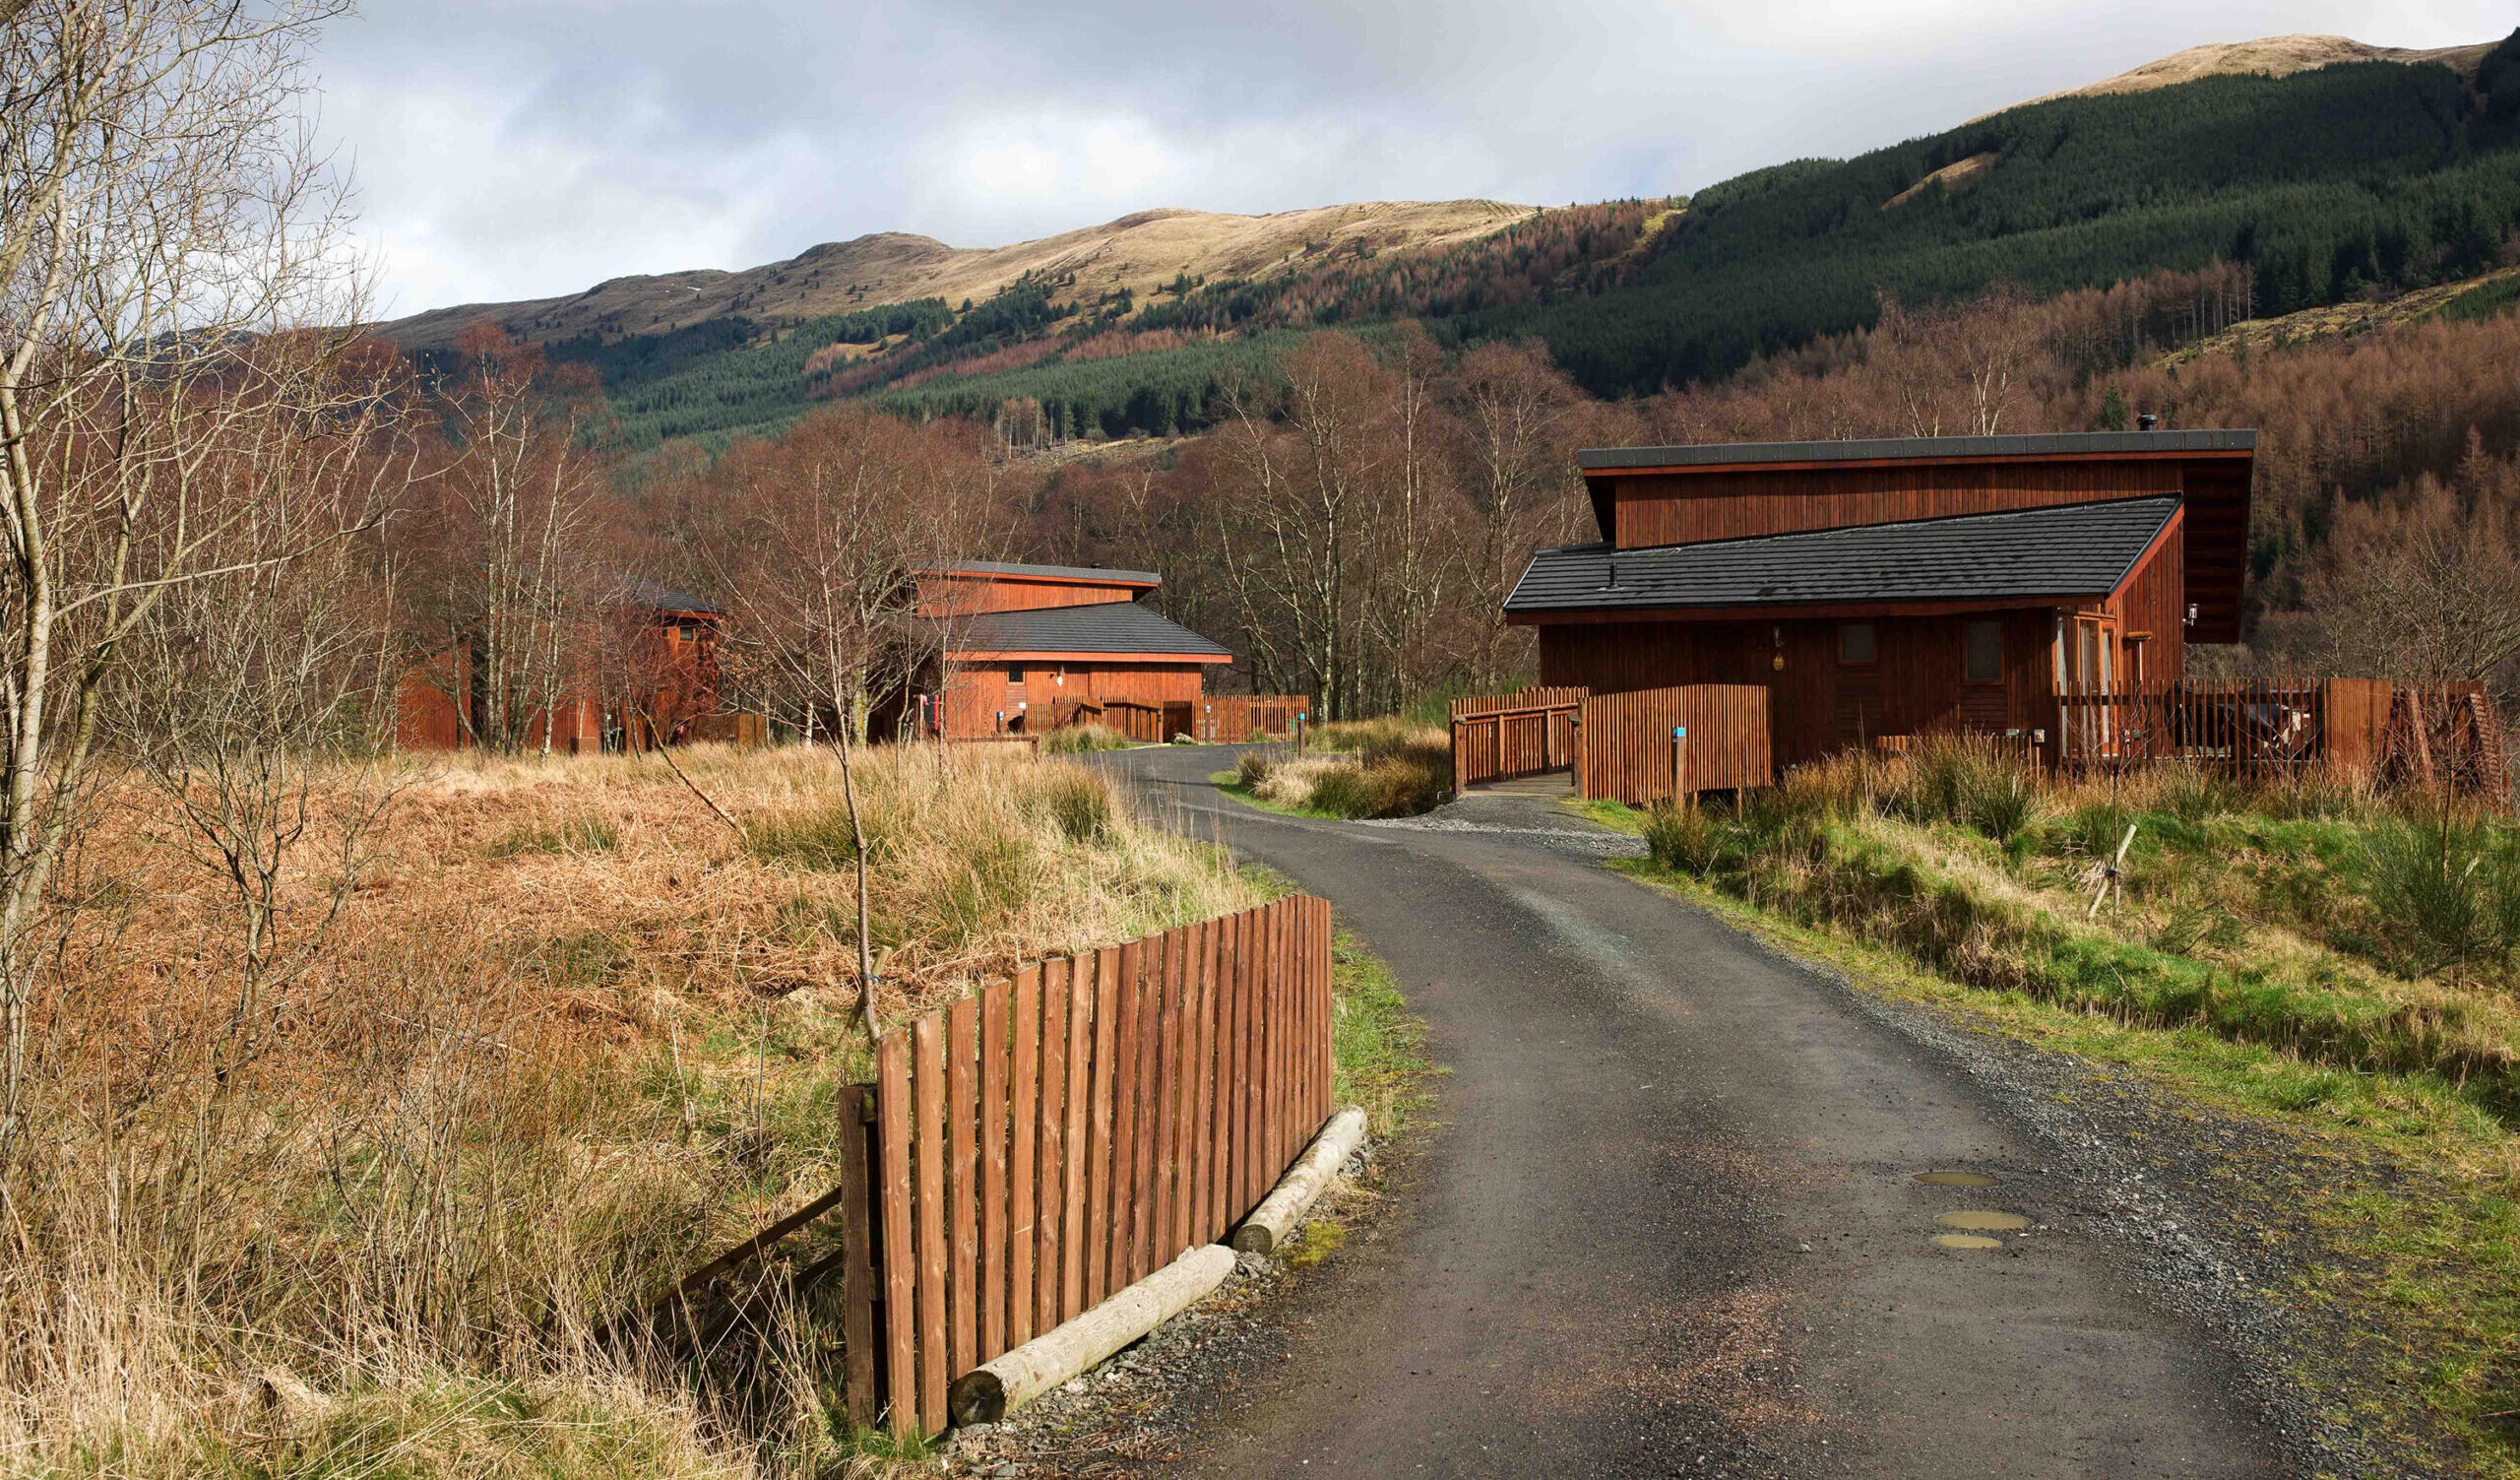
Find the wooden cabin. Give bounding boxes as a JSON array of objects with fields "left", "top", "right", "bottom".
[
  {"left": 396, "top": 579, "right": 736, "bottom": 752},
  {"left": 914, "top": 560, "right": 1232, "bottom": 739},
  {"left": 1504, "top": 430, "right": 2257, "bottom": 771}
]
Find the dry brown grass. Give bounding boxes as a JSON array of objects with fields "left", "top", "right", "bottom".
[{"left": 3, "top": 742, "right": 1257, "bottom": 1476}]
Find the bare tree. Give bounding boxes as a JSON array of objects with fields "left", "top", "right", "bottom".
[
  {"left": 406, "top": 327, "right": 610, "bottom": 754},
  {"left": 0, "top": 0, "right": 366, "bottom": 1167},
  {"left": 710, "top": 406, "right": 994, "bottom": 1036},
  {"left": 1453, "top": 340, "right": 1582, "bottom": 690}
]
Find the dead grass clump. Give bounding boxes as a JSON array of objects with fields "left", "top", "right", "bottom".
[{"left": 2, "top": 740, "right": 1256, "bottom": 1474}]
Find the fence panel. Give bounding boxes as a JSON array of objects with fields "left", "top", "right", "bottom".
[
  {"left": 1573, "top": 685, "right": 1772, "bottom": 804},
  {"left": 1195, "top": 695, "right": 1311, "bottom": 743},
  {"left": 868, "top": 894, "right": 1336, "bottom": 1437},
  {"left": 1448, "top": 687, "right": 1589, "bottom": 791}
]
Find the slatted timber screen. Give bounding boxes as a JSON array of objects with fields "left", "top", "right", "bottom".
[
  {"left": 1574, "top": 684, "right": 1772, "bottom": 804},
  {"left": 1045, "top": 697, "right": 1169, "bottom": 742},
  {"left": 1448, "top": 687, "right": 1588, "bottom": 792},
  {"left": 2055, "top": 679, "right": 2507, "bottom": 800},
  {"left": 872, "top": 893, "right": 1337, "bottom": 1438},
  {"left": 1194, "top": 695, "right": 1309, "bottom": 743}
]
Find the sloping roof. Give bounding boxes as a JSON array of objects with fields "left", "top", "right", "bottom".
[
  {"left": 1506, "top": 496, "right": 2179, "bottom": 614},
  {"left": 622, "top": 577, "right": 721, "bottom": 614},
  {"left": 947, "top": 600, "right": 1232, "bottom": 660},
  {"left": 928, "top": 558, "right": 1161, "bottom": 588},
  {"left": 1576, "top": 428, "right": 2255, "bottom": 473}
]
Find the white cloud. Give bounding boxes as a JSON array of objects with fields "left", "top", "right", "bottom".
[{"left": 312, "top": 0, "right": 2514, "bottom": 317}]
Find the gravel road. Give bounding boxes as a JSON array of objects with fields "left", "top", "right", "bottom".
[{"left": 1088, "top": 744, "right": 2295, "bottom": 1479}]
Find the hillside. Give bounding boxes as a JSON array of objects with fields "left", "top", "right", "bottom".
[
  {"left": 396, "top": 28, "right": 2520, "bottom": 451},
  {"left": 1986, "top": 32, "right": 2492, "bottom": 114},
  {"left": 381, "top": 199, "right": 1533, "bottom": 351}
]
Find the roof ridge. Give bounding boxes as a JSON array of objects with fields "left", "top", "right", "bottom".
[
  {"left": 1579, "top": 430, "right": 2255, "bottom": 473},
  {"left": 1598, "top": 493, "right": 2182, "bottom": 556}
]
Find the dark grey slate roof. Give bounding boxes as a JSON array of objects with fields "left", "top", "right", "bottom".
[
  {"left": 933, "top": 558, "right": 1161, "bottom": 587},
  {"left": 1577, "top": 429, "right": 2254, "bottom": 473},
  {"left": 949, "top": 600, "right": 1231, "bottom": 658},
  {"left": 622, "top": 577, "right": 721, "bottom": 614},
  {"left": 1505, "top": 496, "right": 2179, "bottom": 614}
]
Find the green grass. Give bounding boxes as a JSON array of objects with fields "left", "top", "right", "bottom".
[
  {"left": 1586, "top": 758, "right": 2520, "bottom": 1472},
  {"left": 1329, "top": 929, "right": 1438, "bottom": 1138}
]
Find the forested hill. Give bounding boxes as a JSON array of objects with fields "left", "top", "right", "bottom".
[{"left": 448, "top": 29, "right": 2520, "bottom": 450}]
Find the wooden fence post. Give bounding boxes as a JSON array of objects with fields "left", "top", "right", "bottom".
[{"left": 838, "top": 1084, "right": 881, "bottom": 1429}]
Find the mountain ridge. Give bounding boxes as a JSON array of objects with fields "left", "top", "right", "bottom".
[{"left": 381, "top": 198, "right": 1535, "bottom": 351}]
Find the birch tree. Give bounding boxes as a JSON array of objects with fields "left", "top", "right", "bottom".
[{"left": 0, "top": 0, "right": 367, "bottom": 1167}]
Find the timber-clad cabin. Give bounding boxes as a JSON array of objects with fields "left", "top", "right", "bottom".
[
  {"left": 1505, "top": 429, "right": 2257, "bottom": 771},
  {"left": 914, "top": 559, "right": 1232, "bottom": 739}
]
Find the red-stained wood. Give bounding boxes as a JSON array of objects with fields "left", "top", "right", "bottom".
[
  {"left": 1191, "top": 919, "right": 1220, "bottom": 1246},
  {"left": 1572, "top": 684, "right": 1773, "bottom": 804},
  {"left": 1061, "top": 952, "right": 1092, "bottom": 1320},
  {"left": 1084, "top": 948, "right": 1120, "bottom": 1308},
  {"left": 1007, "top": 967, "right": 1039, "bottom": 1349},
  {"left": 977, "top": 981, "right": 1009, "bottom": 1362},
  {"left": 945, "top": 998, "right": 979, "bottom": 1379},
  {"left": 875, "top": 1034, "right": 918, "bottom": 1438},
  {"left": 912, "top": 1018, "right": 949, "bottom": 1434},
  {"left": 1128, "top": 939, "right": 1163, "bottom": 1280},
  {"left": 1155, "top": 926, "right": 1187, "bottom": 1261},
  {"left": 1105, "top": 941, "right": 1144, "bottom": 1293},
  {"left": 836, "top": 1083, "right": 879, "bottom": 1428},
  {"left": 1236, "top": 907, "right": 1261, "bottom": 1215},
  {"left": 1036, "top": 959, "right": 1069, "bottom": 1334}
]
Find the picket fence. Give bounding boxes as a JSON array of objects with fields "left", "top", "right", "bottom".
[{"left": 859, "top": 895, "right": 1336, "bottom": 1437}]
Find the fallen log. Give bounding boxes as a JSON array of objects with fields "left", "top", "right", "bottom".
[
  {"left": 1231, "top": 1106, "right": 1368, "bottom": 1255},
  {"left": 946, "top": 1243, "right": 1234, "bottom": 1427}
]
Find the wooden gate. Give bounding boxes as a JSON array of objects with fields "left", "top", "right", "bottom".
[{"left": 1449, "top": 687, "right": 1588, "bottom": 791}]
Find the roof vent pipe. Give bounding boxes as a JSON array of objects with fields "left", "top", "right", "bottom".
[{"left": 2136, "top": 412, "right": 2160, "bottom": 431}]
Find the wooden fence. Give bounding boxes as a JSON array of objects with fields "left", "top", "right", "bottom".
[
  {"left": 2052, "top": 679, "right": 2507, "bottom": 799},
  {"left": 1449, "top": 687, "right": 1588, "bottom": 792},
  {"left": 868, "top": 893, "right": 1335, "bottom": 1437},
  {"left": 1573, "top": 685, "right": 1774, "bottom": 805},
  {"left": 1193, "top": 695, "right": 1309, "bottom": 743},
  {"left": 1043, "top": 696, "right": 1180, "bottom": 743}
]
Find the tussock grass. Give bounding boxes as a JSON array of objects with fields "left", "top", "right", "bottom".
[
  {"left": 1041, "top": 723, "right": 1133, "bottom": 754},
  {"left": 4, "top": 742, "right": 1254, "bottom": 1476},
  {"left": 1236, "top": 719, "right": 1450, "bottom": 819}
]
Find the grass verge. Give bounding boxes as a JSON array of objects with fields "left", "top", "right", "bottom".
[{"left": 1583, "top": 741, "right": 2520, "bottom": 1474}]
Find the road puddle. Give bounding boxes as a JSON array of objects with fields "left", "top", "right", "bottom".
[
  {"left": 1932, "top": 1233, "right": 2003, "bottom": 1251},
  {"left": 1913, "top": 1171, "right": 1997, "bottom": 1188},
  {"left": 1936, "top": 1210, "right": 2031, "bottom": 1232}
]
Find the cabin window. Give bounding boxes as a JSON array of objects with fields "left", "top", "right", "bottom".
[
  {"left": 1837, "top": 622, "right": 1876, "bottom": 665},
  {"left": 1964, "top": 620, "right": 2002, "bottom": 683},
  {"left": 1007, "top": 666, "right": 1028, "bottom": 688}
]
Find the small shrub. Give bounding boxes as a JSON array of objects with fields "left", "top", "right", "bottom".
[
  {"left": 2364, "top": 814, "right": 2520, "bottom": 976},
  {"left": 1043, "top": 723, "right": 1131, "bottom": 754},
  {"left": 1644, "top": 802, "right": 1728, "bottom": 874},
  {"left": 2157, "top": 767, "right": 2241, "bottom": 823},
  {"left": 1040, "top": 769, "right": 1113, "bottom": 843},
  {"left": 1304, "top": 759, "right": 1436, "bottom": 819},
  {"left": 1960, "top": 762, "right": 2043, "bottom": 845},
  {"left": 1233, "top": 749, "right": 1274, "bottom": 790}
]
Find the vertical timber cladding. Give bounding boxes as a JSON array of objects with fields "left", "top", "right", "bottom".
[
  {"left": 1541, "top": 611, "right": 2062, "bottom": 772},
  {"left": 870, "top": 894, "right": 1336, "bottom": 1438},
  {"left": 1574, "top": 685, "right": 1772, "bottom": 804}
]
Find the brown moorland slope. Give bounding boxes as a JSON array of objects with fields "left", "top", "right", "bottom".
[
  {"left": 381, "top": 198, "right": 1535, "bottom": 350},
  {"left": 1982, "top": 32, "right": 2494, "bottom": 119}
]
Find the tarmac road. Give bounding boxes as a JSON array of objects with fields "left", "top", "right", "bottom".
[{"left": 1102, "top": 743, "right": 2287, "bottom": 1479}]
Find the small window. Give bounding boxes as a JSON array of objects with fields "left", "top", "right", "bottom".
[
  {"left": 1837, "top": 622, "right": 1876, "bottom": 665},
  {"left": 1007, "top": 666, "right": 1028, "bottom": 687},
  {"left": 1964, "top": 620, "right": 2002, "bottom": 683}
]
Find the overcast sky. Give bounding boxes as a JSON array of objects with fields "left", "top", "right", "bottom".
[{"left": 317, "top": 0, "right": 2509, "bottom": 318}]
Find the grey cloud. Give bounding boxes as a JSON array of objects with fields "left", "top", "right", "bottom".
[{"left": 319, "top": 0, "right": 2507, "bottom": 315}]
